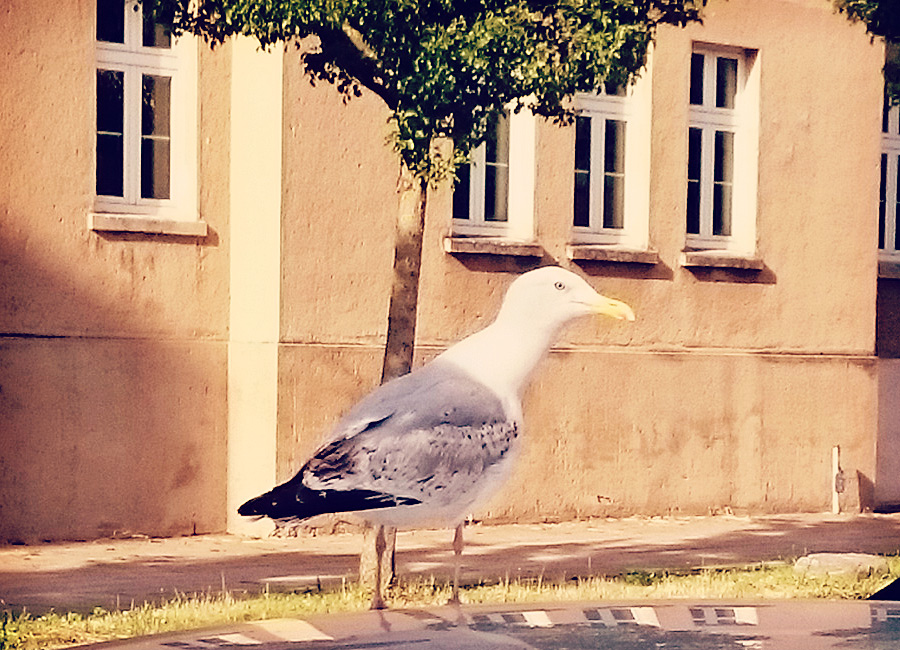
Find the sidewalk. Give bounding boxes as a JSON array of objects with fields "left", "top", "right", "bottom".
[{"left": 2, "top": 512, "right": 900, "bottom": 615}]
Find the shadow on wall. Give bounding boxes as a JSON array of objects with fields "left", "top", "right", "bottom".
[
  {"left": 0, "top": 216, "right": 228, "bottom": 544},
  {"left": 859, "top": 471, "right": 876, "bottom": 512}
]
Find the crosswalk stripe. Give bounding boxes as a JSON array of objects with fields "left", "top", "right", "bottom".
[
  {"left": 522, "top": 611, "right": 554, "bottom": 628},
  {"left": 251, "top": 619, "right": 334, "bottom": 642},
  {"left": 213, "top": 633, "right": 262, "bottom": 645}
]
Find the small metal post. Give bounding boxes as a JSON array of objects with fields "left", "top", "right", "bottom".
[{"left": 832, "top": 446, "right": 845, "bottom": 514}]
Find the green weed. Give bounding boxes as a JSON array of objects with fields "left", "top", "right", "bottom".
[{"left": 3, "top": 557, "right": 899, "bottom": 650}]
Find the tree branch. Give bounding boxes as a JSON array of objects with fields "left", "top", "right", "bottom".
[{"left": 314, "top": 26, "right": 399, "bottom": 109}]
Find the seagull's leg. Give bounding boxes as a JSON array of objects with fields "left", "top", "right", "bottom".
[
  {"left": 370, "top": 524, "right": 387, "bottom": 610},
  {"left": 448, "top": 522, "right": 464, "bottom": 605}
]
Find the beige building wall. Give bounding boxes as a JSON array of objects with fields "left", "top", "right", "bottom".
[
  {"left": 277, "top": 0, "right": 884, "bottom": 518},
  {"left": 0, "top": 0, "right": 891, "bottom": 542},
  {"left": 0, "top": 2, "right": 231, "bottom": 541}
]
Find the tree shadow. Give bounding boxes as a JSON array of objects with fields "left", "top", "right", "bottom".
[{"left": 3, "top": 514, "right": 900, "bottom": 615}]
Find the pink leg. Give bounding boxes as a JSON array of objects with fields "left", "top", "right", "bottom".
[{"left": 448, "top": 522, "right": 464, "bottom": 605}]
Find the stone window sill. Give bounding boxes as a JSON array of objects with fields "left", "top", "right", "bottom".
[
  {"left": 567, "top": 244, "right": 660, "bottom": 265},
  {"left": 89, "top": 213, "right": 209, "bottom": 237},
  {"left": 443, "top": 236, "right": 543, "bottom": 257},
  {"left": 879, "top": 260, "right": 900, "bottom": 279},
  {"left": 680, "top": 250, "right": 764, "bottom": 271}
]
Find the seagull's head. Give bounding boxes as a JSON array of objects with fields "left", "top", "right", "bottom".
[
  {"left": 498, "top": 266, "right": 635, "bottom": 332},
  {"left": 441, "top": 266, "right": 635, "bottom": 397}
]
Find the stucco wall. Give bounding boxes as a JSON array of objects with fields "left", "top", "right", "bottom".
[
  {"left": 277, "top": 0, "right": 883, "bottom": 519},
  {"left": 0, "top": 339, "right": 227, "bottom": 541},
  {"left": 0, "top": 2, "right": 231, "bottom": 541},
  {"left": 503, "top": 351, "right": 877, "bottom": 518}
]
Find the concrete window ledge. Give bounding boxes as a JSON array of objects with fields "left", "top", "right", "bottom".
[
  {"left": 89, "top": 213, "right": 209, "bottom": 237},
  {"left": 680, "top": 250, "right": 764, "bottom": 271},
  {"left": 443, "top": 236, "right": 544, "bottom": 257},
  {"left": 879, "top": 260, "right": 900, "bottom": 279},
  {"left": 567, "top": 244, "right": 660, "bottom": 265}
]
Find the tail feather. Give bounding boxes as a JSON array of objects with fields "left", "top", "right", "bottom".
[{"left": 238, "top": 478, "right": 420, "bottom": 522}]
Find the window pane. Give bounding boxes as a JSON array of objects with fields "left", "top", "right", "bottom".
[
  {"left": 141, "top": 75, "right": 171, "bottom": 199},
  {"left": 686, "top": 127, "right": 702, "bottom": 234},
  {"left": 713, "top": 184, "right": 733, "bottom": 237},
  {"left": 485, "top": 163, "right": 509, "bottom": 222},
  {"left": 484, "top": 111, "right": 509, "bottom": 222},
  {"left": 604, "top": 120, "right": 626, "bottom": 175},
  {"left": 880, "top": 154, "right": 887, "bottom": 250},
  {"left": 143, "top": 5, "right": 172, "bottom": 48},
  {"left": 602, "top": 120, "right": 626, "bottom": 230},
  {"left": 453, "top": 165, "right": 471, "bottom": 220},
  {"left": 688, "top": 128, "right": 702, "bottom": 181},
  {"left": 97, "top": 0, "right": 125, "bottom": 43},
  {"left": 714, "top": 130, "right": 734, "bottom": 184},
  {"left": 485, "top": 112, "right": 510, "bottom": 165},
  {"left": 97, "top": 135, "right": 124, "bottom": 197},
  {"left": 716, "top": 57, "right": 738, "bottom": 109},
  {"left": 97, "top": 69, "right": 124, "bottom": 197},
  {"left": 690, "top": 53, "right": 705, "bottom": 105},
  {"left": 142, "top": 139, "right": 171, "bottom": 199},
  {"left": 574, "top": 172, "right": 590, "bottom": 228},
  {"left": 884, "top": 95, "right": 891, "bottom": 135},
  {"left": 603, "top": 174, "right": 625, "bottom": 230},
  {"left": 97, "top": 69, "right": 124, "bottom": 133},
  {"left": 713, "top": 130, "right": 734, "bottom": 236},
  {"left": 574, "top": 116, "right": 591, "bottom": 228},
  {"left": 574, "top": 116, "right": 591, "bottom": 172},
  {"left": 142, "top": 75, "right": 171, "bottom": 137}
]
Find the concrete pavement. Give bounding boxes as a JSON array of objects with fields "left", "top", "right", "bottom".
[
  {"left": 73, "top": 600, "right": 900, "bottom": 650},
  {"left": 3, "top": 512, "right": 900, "bottom": 615}
]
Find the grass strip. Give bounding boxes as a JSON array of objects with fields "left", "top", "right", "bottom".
[{"left": 3, "top": 558, "right": 899, "bottom": 650}]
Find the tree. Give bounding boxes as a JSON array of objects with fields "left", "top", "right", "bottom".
[
  {"left": 148, "top": 0, "right": 704, "bottom": 599},
  {"left": 834, "top": 1, "right": 900, "bottom": 40},
  {"left": 833, "top": 1, "right": 900, "bottom": 102}
]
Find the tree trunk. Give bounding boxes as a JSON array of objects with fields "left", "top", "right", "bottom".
[
  {"left": 380, "top": 165, "right": 428, "bottom": 384},
  {"left": 359, "top": 164, "right": 427, "bottom": 596}
]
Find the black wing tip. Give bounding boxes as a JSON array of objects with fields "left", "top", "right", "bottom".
[
  {"left": 237, "top": 484, "right": 422, "bottom": 521},
  {"left": 237, "top": 497, "right": 264, "bottom": 517}
]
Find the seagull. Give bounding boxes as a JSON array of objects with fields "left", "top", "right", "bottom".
[{"left": 239, "top": 266, "right": 635, "bottom": 608}]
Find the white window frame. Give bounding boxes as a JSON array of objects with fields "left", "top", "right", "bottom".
[
  {"left": 94, "top": 0, "right": 198, "bottom": 224},
  {"left": 571, "top": 74, "right": 651, "bottom": 249},
  {"left": 451, "top": 108, "right": 535, "bottom": 241},
  {"left": 881, "top": 100, "right": 900, "bottom": 261},
  {"left": 686, "top": 44, "right": 758, "bottom": 255}
]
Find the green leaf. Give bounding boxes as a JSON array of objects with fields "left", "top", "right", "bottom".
[{"left": 148, "top": 0, "right": 707, "bottom": 181}]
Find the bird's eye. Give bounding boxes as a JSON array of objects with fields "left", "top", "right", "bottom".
[{"left": 554, "top": 281, "right": 566, "bottom": 291}]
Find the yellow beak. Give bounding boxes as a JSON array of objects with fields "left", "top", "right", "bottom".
[{"left": 593, "top": 295, "right": 636, "bottom": 322}]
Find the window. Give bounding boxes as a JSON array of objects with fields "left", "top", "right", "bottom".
[
  {"left": 571, "top": 77, "right": 651, "bottom": 249},
  {"left": 452, "top": 109, "right": 535, "bottom": 240},
  {"left": 94, "top": 0, "right": 197, "bottom": 225},
  {"left": 881, "top": 97, "right": 900, "bottom": 259},
  {"left": 686, "top": 45, "right": 758, "bottom": 254}
]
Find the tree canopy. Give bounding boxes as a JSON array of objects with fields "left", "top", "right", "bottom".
[
  {"left": 151, "top": 0, "right": 705, "bottom": 183},
  {"left": 834, "top": 1, "right": 900, "bottom": 41},
  {"left": 833, "top": 0, "right": 900, "bottom": 102}
]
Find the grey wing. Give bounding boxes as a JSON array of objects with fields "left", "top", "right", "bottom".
[{"left": 301, "top": 361, "right": 518, "bottom": 505}]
